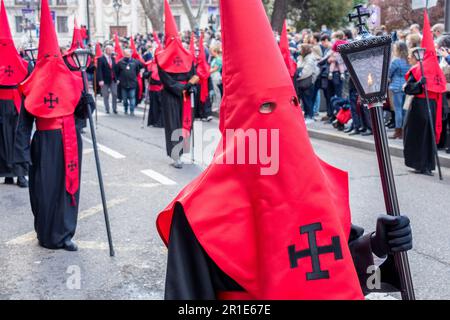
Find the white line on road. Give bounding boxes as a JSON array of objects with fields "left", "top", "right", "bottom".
[
  {"left": 83, "top": 137, "right": 126, "bottom": 159},
  {"left": 6, "top": 198, "right": 127, "bottom": 245},
  {"left": 141, "top": 169, "right": 177, "bottom": 186}
]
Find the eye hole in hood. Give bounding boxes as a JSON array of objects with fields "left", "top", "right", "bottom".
[{"left": 259, "top": 102, "right": 277, "bottom": 114}]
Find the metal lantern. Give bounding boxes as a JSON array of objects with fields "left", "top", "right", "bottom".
[
  {"left": 339, "top": 36, "right": 392, "bottom": 104},
  {"left": 412, "top": 47, "right": 426, "bottom": 62},
  {"left": 339, "top": 5, "right": 416, "bottom": 301},
  {"left": 24, "top": 47, "right": 38, "bottom": 64},
  {"left": 71, "top": 48, "right": 92, "bottom": 70}
]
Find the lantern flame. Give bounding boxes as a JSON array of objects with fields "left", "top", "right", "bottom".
[{"left": 368, "top": 73, "right": 374, "bottom": 87}]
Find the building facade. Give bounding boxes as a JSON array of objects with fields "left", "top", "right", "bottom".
[{"left": 4, "top": 0, "right": 219, "bottom": 48}]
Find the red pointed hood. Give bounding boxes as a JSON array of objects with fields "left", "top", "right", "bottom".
[
  {"left": 156, "top": 0, "right": 363, "bottom": 300},
  {"left": 164, "top": 0, "right": 179, "bottom": 46},
  {"left": 189, "top": 32, "right": 196, "bottom": 58},
  {"left": 94, "top": 42, "right": 102, "bottom": 67},
  {"left": 197, "top": 32, "right": 210, "bottom": 103},
  {"left": 114, "top": 33, "right": 124, "bottom": 61},
  {"left": 408, "top": 10, "right": 446, "bottom": 94},
  {"left": 153, "top": 31, "right": 163, "bottom": 54},
  {"left": 66, "top": 17, "right": 84, "bottom": 56},
  {"left": 279, "top": 21, "right": 297, "bottom": 78},
  {"left": 156, "top": 37, "right": 194, "bottom": 74},
  {"left": 130, "top": 36, "right": 145, "bottom": 64},
  {"left": 0, "top": 0, "right": 28, "bottom": 87},
  {"left": 19, "top": 0, "right": 83, "bottom": 119}
]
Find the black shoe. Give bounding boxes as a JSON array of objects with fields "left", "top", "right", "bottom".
[
  {"left": 361, "top": 130, "right": 373, "bottom": 136},
  {"left": 422, "top": 170, "right": 434, "bottom": 176},
  {"left": 113, "top": 110, "right": 118, "bottom": 114},
  {"left": 63, "top": 241, "right": 78, "bottom": 252},
  {"left": 106, "top": 111, "right": 110, "bottom": 114},
  {"left": 17, "top": 176, "right": 28, "bottom": 188},
  {"left": 447, "top": 148, "right": 450, "bottom": 154},
  {"left": 4, "top": 177, "right": 14, "bottom": 185}
]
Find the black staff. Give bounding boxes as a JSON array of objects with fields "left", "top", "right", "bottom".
[
  {"left": 190, "top": 89, "right": 196, "bottom": 163},
  {"left": 339, "top": 4, "right": 415, "bottom": 300},
  {"left": 73, "top": 48, "right": 115, "bottom": 257},
  {"left": 368, "top": 103, "right": 416, "bottom": 300},
  {"left": 413, "top": 47, "right": 443, "bottom": 180}
]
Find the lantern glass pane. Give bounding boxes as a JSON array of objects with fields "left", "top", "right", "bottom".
[{"left": 347, "top": 46, "right": 385, "bottom": 94}]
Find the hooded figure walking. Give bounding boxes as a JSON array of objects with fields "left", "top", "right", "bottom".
[
  {"left": 157, "top": 0, "right": 414, "bottom": 300},
  {"left": 156, "top": 0, "right": 199, "bottom": 169},
  {"left": 15, "top": 0, "right": 94, "bottom": 251},
  {"left": 0, "top": 0, "right": 29, "bottom": 188}
]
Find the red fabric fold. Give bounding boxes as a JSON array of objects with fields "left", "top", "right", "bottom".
[{"left": 182, "top": 90, "right": 192, "bottom": 139}]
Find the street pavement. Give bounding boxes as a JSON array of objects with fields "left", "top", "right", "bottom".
[{"left": 0, "top": 101, "right": 449, "bottom": 300}]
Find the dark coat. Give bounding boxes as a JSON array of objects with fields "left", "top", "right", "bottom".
[
  {"left": 96, "top": 55, "right": 117, "bottom": 85},
  {"left": 115, "top": 58, "right": 143, "bottom": 89}
]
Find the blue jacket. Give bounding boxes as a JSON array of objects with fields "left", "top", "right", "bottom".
[{"left": 388, "top": 58, "right": 410, "bottom": 93}]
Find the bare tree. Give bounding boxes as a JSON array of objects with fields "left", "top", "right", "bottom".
[
  {"left": 140, "top": 0, "right": 164, "bottom": 32},
  {"left": 271, "top": 0, "right": 290, "bottom": 33},
  {"left": 180, "top": 0, "right": 207, "bottom": 30}
]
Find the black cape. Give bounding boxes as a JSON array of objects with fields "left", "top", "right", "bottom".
[
  {"left": 158, "top": 66, "right": 195, "bottom": 158},
  {"left": 14, "top": 93, "right": 93, "bottom": 249},
  {"left": 404, "top": 75, "right": 437, "bottom": 172},
  {"left": 164, "top": 205, "right": 402, "bottom": 300},
  {"left": 0, "top": 97, "right": 27, "bottom": 178},
  {"left": 147, "top": 78, "right": 164, "bottom": 128}
]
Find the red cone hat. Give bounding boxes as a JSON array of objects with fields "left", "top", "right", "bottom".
[
  {"left": 94, "top": 42, "right": 102, "bottom": 67},
  {"left": 153, "top": 31, "right": 163, "bottom": 55},
  {"left": 114, "top": 32, "right": 124, "bottom": 61},
  {"left": 66, "top": 17, "right": 84, "bottom": 56},
  {"left": 189, "top": 32, "right": 196, "bottom": 58},
  {"left": 130, "top": 36, "right": 145, "bottom": 64},
  {"left": 196, "top": 32, "right": 210, "bottom": 103},
  {"left": 279, "top": 21, "right": 297, "bottom": 78},
  {"left": 157, "top": 1, "right": 193, "bottom": 74},
  {"left": 407, "top": 9, "right": 446, "bottom": 143},
  {"left": 157, "top": 0, "right": 363, "bottom": 300},
  {"left": 164, "top": 0, "right": 179, "bottom": 46},
  {"left": 0, "top": 0, "right": 28, "bottom": 87},
  {"left": 20, "top": 0, "right": 83, "bottom": 118}
]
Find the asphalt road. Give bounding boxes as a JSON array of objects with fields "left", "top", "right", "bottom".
[{"left": 0, "top": 103, "right": 449, "bottom": 300}]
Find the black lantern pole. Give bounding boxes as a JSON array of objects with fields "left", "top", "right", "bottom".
[
  {"left": 339, "top": 5, "right": 415, "bottom": 300},
  {"left": 413, "top": 47, "right": 443, "bottom": 180},
  {"left": 72, "top": 48, "right": 115, "bottom": 257},
  {"left": 190, "top": 89, "right": 196, "bottom": 163}
]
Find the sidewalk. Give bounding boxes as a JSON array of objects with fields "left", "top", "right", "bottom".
[{"left": 306, "top": 120, "right": 450, "bottom": 168}]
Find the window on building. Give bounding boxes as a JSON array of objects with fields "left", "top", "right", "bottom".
[
  {"left": 57, "top": 16, "right": 68, "bottom": 33},
  {"left": 15, "top": 16, "right": 24, "bottom": 33},
  {"left": 174, "top": 15, "right": 181, "bottom": 31}
]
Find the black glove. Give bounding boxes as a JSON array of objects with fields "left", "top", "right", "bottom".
[
  {"left": 371, "top": 215, "right": 412, "bottom": 258},
  {"left": 78, "top": 92, "right": 96, "bottom": 118}
]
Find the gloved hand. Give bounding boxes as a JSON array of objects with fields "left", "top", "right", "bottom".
[
  {"left": 209, "top": 90, "right": 215, "bottom": 99},
  {"left": 80, "top": 92, "right": 96, "bottom": 117},
  {"left": 340, "top": 73, "right": 346, "bottom": 81},
  {"left": 328, "top": 72, "right": 333, "bottom": 80},
  {"left": 371, "top": 215, "right": 412, "bottom": 258}
]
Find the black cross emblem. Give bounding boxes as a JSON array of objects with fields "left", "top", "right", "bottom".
[
  {"left": 348, "top": 5, "right": 371, "bottom": 34},
  {"left": 173, "top": 56, "right": 183, "bottom": 66},
  {"left": 288, "top": 223, "right": 343, "bottom": 281},
  {"left": 434, "top": 75, "right": 442, "bottom": 86},
  {"left": 68, "top": 161, "right": 77, "bottom": 172},
  {"left": 44, "top": 93, "right": 59, "bottom": 109},
  {"left": 4, "top": 65, "right": 14, "bottom": 77}
]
